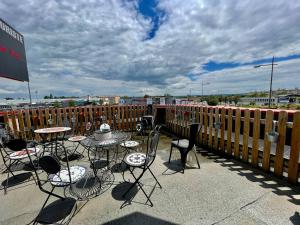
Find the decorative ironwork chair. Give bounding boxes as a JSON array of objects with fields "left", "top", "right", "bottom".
[
  {"left": 27, "top": 148, "right": 86, "bottom": 224},
  {"left": 66, "top": 121, "right": 93, "bottom": 157},
  {"left": 0, "top": 138, "right": 40, "bottom": 193},
  {"left": 122, "top": 126, "right": 162, "bottom": 206},
  {"left": 168, "top": 123, "right": 200, "bottom": 173}
]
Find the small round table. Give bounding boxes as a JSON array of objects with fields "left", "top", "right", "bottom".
[
  {"left": 76, "top": 131, "right": 130, "bottom": 198},
  {"left": 35, "top": 127, "right": 71, "bottom": 156}
]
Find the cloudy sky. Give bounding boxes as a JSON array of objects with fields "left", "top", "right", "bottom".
[{"left": 1, "top": 0, "right": 300, "bottom": 99}]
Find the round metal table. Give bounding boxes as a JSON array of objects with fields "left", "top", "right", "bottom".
[
  {"left": 34, "top": 127, "right": 71, "bottom": 157},
  {"left": 72, "top": 131, "right": 130, "bottom": 198}
]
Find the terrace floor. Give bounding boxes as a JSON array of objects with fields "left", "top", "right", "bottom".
[{"left": 0, "top": 133, "right": 300, "bottom": 225}]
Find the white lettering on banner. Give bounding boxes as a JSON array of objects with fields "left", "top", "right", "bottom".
[{"left": 0, "top": 20, "right": 24, "bottom": 44}]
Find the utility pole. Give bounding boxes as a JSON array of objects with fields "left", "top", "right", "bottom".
[{"left": 254, "top": 56, "right": 278, "bottom": 108}]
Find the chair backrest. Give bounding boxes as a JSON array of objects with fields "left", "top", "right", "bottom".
[
  {"left": 188, "top": 123, "right": 200, "bottom": 150},
  {"left": 146, "top": 130, "right": 160, "bottom": 160},
  {"left": 4, "top": 139, "right": 27, "bottom": 152},
  {"left": 39, "top": 155, "right": 61, "bottom": 175}
]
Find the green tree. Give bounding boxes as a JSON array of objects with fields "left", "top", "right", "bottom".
[
  {"left": 53, "top": 101, "right": 60, "bottom": 108},
  {"left": 68, "top": 100, "right": 76, "bottom": 107}
]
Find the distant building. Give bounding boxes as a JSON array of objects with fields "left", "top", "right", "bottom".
[{"left": 239, "top": 97, "right": 278, "bottom": 106}]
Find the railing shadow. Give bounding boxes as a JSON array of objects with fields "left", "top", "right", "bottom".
[{"left": 197, "top": 147, "right": 300, "bottom": 206}]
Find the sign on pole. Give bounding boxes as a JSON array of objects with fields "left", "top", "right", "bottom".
[{"left": 0, "top": 18, "right": 29, "bottom": 82}]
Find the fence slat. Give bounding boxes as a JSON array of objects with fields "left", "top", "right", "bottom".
[
  {"left": 38, "top": 109, "right": 45, "bottom": 128},
  {"left": 32, "top": 109, "right": 39, "bottom": 129},
  {"left": 57, "top": 108, "right": 62, "bottom": 127},
  {"left": 288, "top": 112, "right": 300, "bottom": 184},
  {"left": 214, "top": 108, "right": 219, "bottom": 151},
  {"left": 11, "top": 110, "right": 18, "bottom": 138},
  {"left": 242, "top": 109, "right": 250, "bottom": 162},
  {"left": 234, "top": 108, "right": 241, "bottom": 159},
  {"left": 208, "top": 108, "right": 213, "bottom": 149},
  {"left": 203, "top": 107, "right": 208, "bottom": 145},
  {"left": 274, "top": 111, "right": 287, "bottom": 177},
  {"left": 220, "top": 108, "right": 225, "bottom": 151},
  {"left": 18, "top": 110, "right": 25, "bottom": 139},
  {"left": 252, "top": 109, "right": 261, "bottom": 167},
  {"left": 262, "top": 110, "right": 274, "bottom": 172},
  {"left": 226, "top": 108, "right": 233, "bottom": 156}
]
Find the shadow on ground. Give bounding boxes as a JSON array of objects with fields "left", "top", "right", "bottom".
[
  {"left": 101, "top": 212, "right": 179, "bottom": 225},
  {"left": 34, "top": 197, "right": 76, "bottom": 224},
  {"left": 197, "top": 147, "right": 300, "bottom": 205}
]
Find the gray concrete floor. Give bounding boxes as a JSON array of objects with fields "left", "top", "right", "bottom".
[{"left": 0, "top": 132, "right": 300, "bottom": 225}]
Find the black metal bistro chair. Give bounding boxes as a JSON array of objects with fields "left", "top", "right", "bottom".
[
  {"left": 0, "top": 138, "right": 40, "bottom": 193},
  {"left": 66, "top": 121, "right": 94, "bottom": 157},
  {"left": 27, "top": 148, "right": 86, "bottom": 225},
  {"left": 122, "top": 126, "right": 162, "bottom": 206},
  {"left": 168, "top": 123, "right": 200, "bottom": 173}
]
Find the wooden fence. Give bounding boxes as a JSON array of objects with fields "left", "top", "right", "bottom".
[
  {"left": 1, "top": 105, "right": 147, "bottom": 140},
  {"left": 164, "top": 105, "right": 300, "bottom": 184}
]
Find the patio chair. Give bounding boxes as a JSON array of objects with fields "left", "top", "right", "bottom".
[
  {"left": 27, "top": 147, "right": 86, "bottom": 224},
  {"left": 122, "top": 126, "right": 162, "bottom": 206},
  {"left": 0, "top": 138, "right": 40, "bottom": 193},
  {"left": 168, "top": 123, "right": 200, "bottom": 173},
  {"left": 66, "top": 121, "right": 93, "bottom": 157}
]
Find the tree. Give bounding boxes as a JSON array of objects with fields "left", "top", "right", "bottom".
[
  {"left": 49, "top": 93, "right": 53, "bottom": 99},
  {"left": 68, "top": 100, "right": 76, "bottom": 107},
  {"left": 53, "top": 101, "right": 60, "bottom": 108}
]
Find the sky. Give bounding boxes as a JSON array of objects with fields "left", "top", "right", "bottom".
[{"left": 1, "top": 0, "right": 300, "bottom": 99}]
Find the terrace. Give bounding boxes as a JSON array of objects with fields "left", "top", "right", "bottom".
[{"left": 0, "top": 105, "right": 300, "bottom": 225}]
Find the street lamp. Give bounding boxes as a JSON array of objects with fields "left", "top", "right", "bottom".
[{"left": 254, "top": 56, "right": 278, "bottom": 108}]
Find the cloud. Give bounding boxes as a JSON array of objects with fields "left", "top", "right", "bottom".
[{"left": 0, "top": 0, "right": 300, "bottom": 99}]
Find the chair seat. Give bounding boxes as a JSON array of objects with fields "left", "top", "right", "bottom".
[
  {"left": 49, "top": 165, "right": 86, "bottom": 186},
  {"left": 120, "top": 140, "right": 139, "bottom": 148},
  {"left": 68, "top": 136, "right": 86, "bottom": 142},
  {"left": 9, "top": 147, "right": 41, "bottom": 160},
  {"left": 171, "top": 139, "right": 189, "bottom": 149},
  {"left": 124, "top": 152, "right": 146, "bottom": 167}
]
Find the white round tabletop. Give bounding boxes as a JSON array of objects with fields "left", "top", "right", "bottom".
[{"left": 34, "top": 127, "right": 71, "bottom": 134}]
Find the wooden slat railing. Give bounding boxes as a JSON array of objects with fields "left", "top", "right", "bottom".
[
  {"left": 1, "top": 105, "right": 147, "bottom": 140},
  {"left": 164, "top": 105, "right": 300, "bottom": 184}
]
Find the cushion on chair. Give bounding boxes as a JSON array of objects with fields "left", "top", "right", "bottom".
[
  {"left": 124, "top": 152, "right": 146, "bottom": 167},
  {"left": 68, "top": 136, "right": 86, "bottom": 142},
  {"left": 9, "top": 147, "right": 40, "bottom": 160},
  {"left": 171, "top": 139, "right": 189, "bottom": 149},
  {"left": 49, "top": 165, "right": 86, "bottom": 186},
  {"left": 120, "top": 140, "right": 139, "bottom": 148}
]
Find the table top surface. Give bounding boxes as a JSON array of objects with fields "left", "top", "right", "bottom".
[
  {"left": 34, "top": 127, "right": 71, "bottom": 134},
  {"left": 81, "top": 131, "right": 130, "bottom": 147}
]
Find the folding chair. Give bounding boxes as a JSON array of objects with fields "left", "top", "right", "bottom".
[
  {"left": 122, "top": 126, "right": 162, "bottom": 206},
  {"left": 168, "top": 123, "right": 201, "bottom": 173},
  {"left": 0, "top": 138, "right": 40, "bottom": 193},
  {"left": 67, "top": 121, "right": 93, "bottom": 157},
  {"left": 27, "top": 147, "right": 86, "bottom": 224}
]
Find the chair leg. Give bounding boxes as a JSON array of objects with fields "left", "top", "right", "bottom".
[
  {"left": 193, "top": 147, "right": 200, "bottom": 169},
  {"left": 122, "top": 168, "right": 142, "bottom": 197},
  {"left": 168, "top": 145, "right": 173, "bottom": 163},
  {"left": 148, "top": 168, "right": 162, "bottom": 188},
  {"left": 129, "top": 169, "right": 153, "bottom": 207},
  {"left": 181, "top": 151, "right": 187, "bottom": 174},
  {"left": 33, "top": 186, "right": 55, "bottom": 225}
]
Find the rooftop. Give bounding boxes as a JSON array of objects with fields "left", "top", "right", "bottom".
[{"left": 1, "top": 134, "right": 299, "bottom": 225}]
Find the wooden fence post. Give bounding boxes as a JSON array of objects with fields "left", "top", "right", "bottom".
[{"left": 288, "top": 112, "right": 300, "bottom": 184}]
